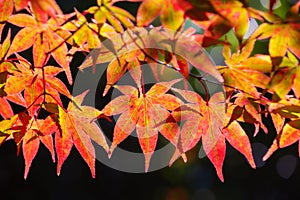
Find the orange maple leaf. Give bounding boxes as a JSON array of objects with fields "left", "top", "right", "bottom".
[{"left": 101, "top": 79, "right": 183, "bottom": 171}]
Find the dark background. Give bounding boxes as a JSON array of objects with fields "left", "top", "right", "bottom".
[
  {"left": 1, "top": 130, "right": 300, "bottom": 200},
  {"left": 1, "top": 0, "right": 300, "bottom": 199}
]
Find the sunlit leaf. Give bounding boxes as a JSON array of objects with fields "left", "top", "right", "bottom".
[
  {"left": 218, "top": 42, "right": 271, "bottom": 98},
  {"left": 211, "top": 0, "right": 250, "bottom": 42},
  {"left": 252, "top": 23, "right": 300, "bottom": 58},
  {"left": 30, "top": 0, "right": 63, "bottom": 23},
  {"left": 8, "top": 14, "right": 37, "bottom": 27},
  {"left": 137, "top": 0, "right": 163, "bottom": 27},
  {"left": 0, "top": 114, "right": 18, "bottom": 145},
  {"left": 234, "top": 93, "right": 268, "bottom": 135},
  {"left": 8, "top": 27, "right": 37, "bottom": 56},
  {"left": 0, "top": 0, "right": 13, "bottom": 23},
  {"left": 23, "top": 129, "right": 40, "bottom": 179},
  {"left": 14, "top": 0, "right": 30, "bottom": 11},
  {"left": 161, "top": 0, "right": 184, "bottom": 30},
  {"left": 103, "top": 55, "right": 128, "bottom": 95},
  {"left": 264, "top": 120, "right": 300, "bottom": 161},
  {"left": 206, "top": 133, "right": 226, "bottom": 182},
  {"left": 0, "top": 98, "right": 14, "bottom": 119},
  {"left": 103, "top": 79, "right": 183, "bottom": 171},
  {"left": 56, "top": 107, "right": 73, "bottom": 176},
  {"left": 56, "top": 91, "right": 109, "bottom": 177},
  {"left": 223, "top": 120, "right": 256, "bottom": 169}
]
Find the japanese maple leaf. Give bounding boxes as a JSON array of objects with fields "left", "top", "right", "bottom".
[
  {"left": 82, "top": 49, "right": 145, "bottom": 96},
  {"left": 218, "top": 41, "right": 272, "bottom": 98},
  {"left": 0, "top": 112, "right": 56, "bottom": 179},
  {"left": 0, "top": 30, "right": 26, "bottom": 118},
  {"left": 165, "top": 28, "right": 223, "bottom": 82},
  {"left": 169, "top": 89, "right": 226, "bottom": 181},
  {"left": 263, "top": 98, "right": 300, "bottom": 160},
  {"left": 0, "top": 0, "right": 13, "bottom": 31},
  {"left": 4, "top": 55, "right": 71, "bottom": 116},
  {"left": 79, "top": 27, "right": 223, "bottom": 88},
  {"left": 136, "top": 0, "right": 184, "bottom": 30},
  {"left": 223, "top": 119, "right": 256, "bottom": 170},
  {"left": 176, "top": 0, "right": 215, "bottom": 21},
  {"left": 0, "top": 114, "right": 18, "bottom": 146},
  {"left": 101, "top": 79, "right": 183, "bottom": 171},
  {"left": 168, "top": 89, "right": 207, "bottom": 162},
  {"left": 171, "top": 89, "right": 256, "bottom": 181},
  {"left": 101, "top": 48, "right": 173, "bottom": 96},
  {"left": 80, "top": 47, "right": 145, "bottom": 96},
  {"left": 230, "top": 93, "right": 268, "bottom": 135},
  {"left": 264, "top": 119, "right": 300, "bottom": 161},
  {"left": 21, "top": 116, "right": 57, "bottom": 179},
  {"left": 266, "top": 52, "right": 300, "bottom": 99},
  {"left": 87, "top": 0, "right": 136, "bottom": 33},
  {"left": 56, "top": 91, "right": 109, "bottom": 177},
  {"left": 60, "top": 10, "right": 105, "bottom": 52},
  {"left": 268, "top": 98, "right": 300, "bottom": 120},
  {"left": 210, "top": 0, "right": 251, "bottom": 42},
  {"left": 179, "top": 0, "right": 258, "bottom": 44},
  {"left": 7, "top": 13, "right": 73, "bottom": 84},
  {"left": 102, "top": 54, "right": 139, "bottom": 96},
  {"left": 251, "top": 21, "right": 300, "bottom": 59},
  {"left": 14, "top": 0, "right": 63, "bottom": 23}
]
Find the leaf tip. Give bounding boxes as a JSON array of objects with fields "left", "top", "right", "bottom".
[
  {"left": 108, "top": 145, "right": 116, "bottom": 159},
  {"left": 91, "top": 170, "right": 96, "bottom": 178},
  {"left": 262, "top": 140, "right": 279, "bottom": 162},
  {"left": 262, "top": 154, "right": 269, "bottom": 162},
  {"left": 108, "top": 152, "right": 112, "bottom": 159},
  {"left": 181, "top": 153, "right": 187, "bottom": 163},
  {"left": 144, "top": 153, "right": 152, "bottom": 173},
  {"left": 57, "top": 166, "right": 62, "bottom": 176},
  {"left": 103, "top": 85, "right": 112, "bottom": 96},
  {"left": 219, "top": 175, "right": 224, "bottom": 182},
  {"left": 250, "top": 161, "right": 256, "bottom": 169},
  {"left": 169, "top": 149, "right": 181, "bottom": 166},
  {"left": 24, "top": 169, "right": 29, "bottom": 180},
  {"left": 215, "top": 166, "right": 224, "bottom": 182}
]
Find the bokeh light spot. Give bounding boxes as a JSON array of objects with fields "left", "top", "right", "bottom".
[{"left": 276, "top": 154, "right": 297, "bottom": 179}]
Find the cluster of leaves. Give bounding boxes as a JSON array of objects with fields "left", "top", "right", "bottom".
[{"left": 0, "top": 0, "right": 299, "bottom": 181}]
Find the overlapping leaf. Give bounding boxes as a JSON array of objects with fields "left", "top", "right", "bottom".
[
  {"left": 4, "top": 55, "right": 71, "bottom": 116},
  {"left": 0, "top": 0, "right": 13, "bottom": 35},
  {"left": 233, "top": 93, "right": 268, "bottom": 135},
  {"left": 13, "top": 0, "right": 62, "bottom": 23},
  {"left": 218, "top": 42, "right": 272, "bottom": 98},
  {"left": 56, "top": 91, "right": 109, "bottom": 177},
  {"left": 169, "top": 88, "right": 226, "bottom": 181},
  {"left": 87, "top": 0, "right": 136, "bottom": 33},
  {"left": 137, "top": 0, "right": 184, "bottom": 30},
  {"left": 264, "top": 120, "right": 300, "bottom": 161},
  {"left": 0, "top": 114, "right": 18, "bottom": 145},
  {"left": 0, "top": 32, "right": 26, "bottom": 118},
  {"left": 7, "top": 13, "right": 73, "bottom": 84},
  {"left": 267, "top": 52, "right": 300, "bottom": 99},
  {"left": 251, "top": 21, "right": 300, "bottom": 59},
  {"left": 210, "top": 0, "right": 250, "bottom": 42},
  {"left": 22, "top": 117, "right": 57, "bottom": 179}
]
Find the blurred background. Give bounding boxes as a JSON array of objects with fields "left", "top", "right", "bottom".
[{"left": 1, "top": 0, "right": 300, "bottom": 199}]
